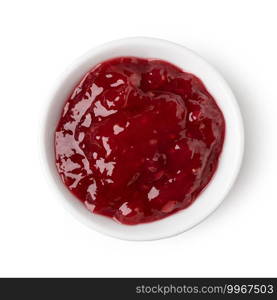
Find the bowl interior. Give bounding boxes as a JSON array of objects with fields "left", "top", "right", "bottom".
[{"left": 44, "top": 37, "right": 244, "bottom": 240}]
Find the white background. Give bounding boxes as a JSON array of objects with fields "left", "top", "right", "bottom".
[{"left": 0, "top": 0, "right": 276, "bottom": 277}]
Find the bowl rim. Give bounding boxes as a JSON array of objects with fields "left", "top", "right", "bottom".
[{"left": 42, "top": 37, "right": 244, "bottom": 241}]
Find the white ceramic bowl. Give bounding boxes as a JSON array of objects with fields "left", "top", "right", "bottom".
[{"left": 43, "top": 37, "right": 244, "bottom": 241}]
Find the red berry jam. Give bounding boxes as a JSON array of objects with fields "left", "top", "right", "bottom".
[{"left": 55, "top": 57, "right": 225, "bottom": 225}]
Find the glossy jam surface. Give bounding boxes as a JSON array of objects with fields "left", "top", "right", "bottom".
[{"left": 55, "top": 57, "right": 225, "bottom": 225}]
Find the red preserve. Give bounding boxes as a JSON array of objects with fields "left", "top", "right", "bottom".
[{"left": 55, "top": 57, "right": 225, "bottom": 225}]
